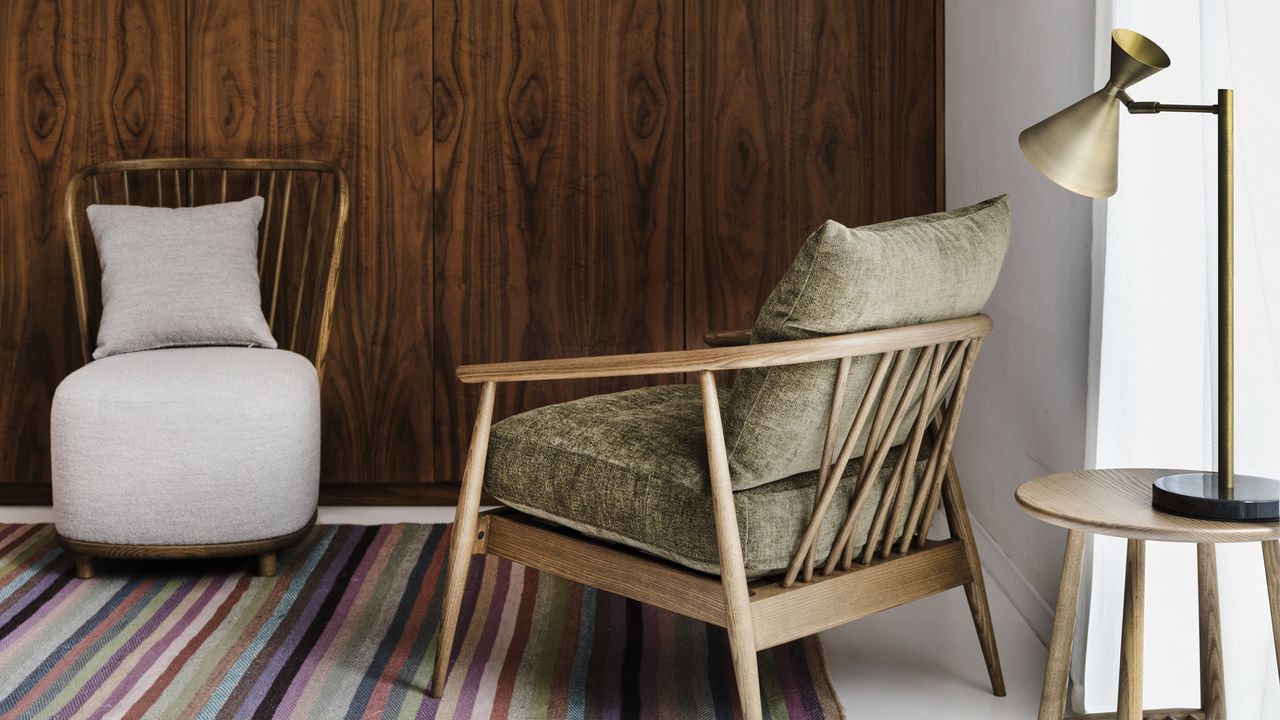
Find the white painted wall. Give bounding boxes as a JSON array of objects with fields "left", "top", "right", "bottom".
[{"left": 944, "top": 0, "right": 1098, "bottom": 642}]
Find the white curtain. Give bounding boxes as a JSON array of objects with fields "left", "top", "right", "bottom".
[{"left": 1084, "top": 1, "right": 1279, "bottom": 717}]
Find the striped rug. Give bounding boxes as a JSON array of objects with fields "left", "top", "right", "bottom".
[{"left": 0, "top": 523, "right": 844, "bottom": 719}]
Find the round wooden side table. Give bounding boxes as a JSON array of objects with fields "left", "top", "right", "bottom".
[{"left": 1016, "top": 468, "right": 1280, "bottom": 720}]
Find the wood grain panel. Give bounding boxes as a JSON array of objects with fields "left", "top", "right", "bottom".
[
  {"left": 432, "top": 0, "right": 684, "bottom": 484},
  {"left": 1, "top": 0, "right": 943, "bottom": 504},
  {"left": 873, "top": 0, "right": 943, "bottom": 220},
  {"left": 0, "top": 0, "right": 184, "bottom": 487},
  {"left": 188, "top": 0, "right": 434, "bottom": 487},
  {"left": 685, "top": 0, "right": 941, "bottom": 345}
]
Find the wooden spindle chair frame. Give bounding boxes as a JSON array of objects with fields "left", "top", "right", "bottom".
[
  {"left": 432, "top": 314, "right": 1005, "bottom": 719},
  {"left": 58, "top": 158, "right": 350, "bottom": 576}
]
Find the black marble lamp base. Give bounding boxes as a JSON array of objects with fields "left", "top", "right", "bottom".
[{"left": 1152, "top": 472, "right": 1280, "bottom": 521}]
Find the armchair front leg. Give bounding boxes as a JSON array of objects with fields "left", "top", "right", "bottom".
[
  {"left": 699, "top": 371, "right": 764, "bottom": 720},
  {"left": 431, "top": 381, "right": 497, "bottom": 699}
]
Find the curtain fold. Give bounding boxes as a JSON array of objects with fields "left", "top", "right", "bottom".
[{"left": 1084, "top": 1, "right": 1279, "bottom": 717}]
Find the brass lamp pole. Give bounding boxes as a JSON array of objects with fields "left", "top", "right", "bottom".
[{"left": 1019, "top": 29, "right": 1278, "bottom": 521}]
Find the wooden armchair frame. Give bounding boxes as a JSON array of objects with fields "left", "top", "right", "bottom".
[{"left": 431, "top": 314, "right": 1005, "bottom": 718}]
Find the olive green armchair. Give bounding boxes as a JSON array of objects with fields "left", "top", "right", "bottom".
[{"left": 432, "top": 196, "right": 1012, "bottom": 719}]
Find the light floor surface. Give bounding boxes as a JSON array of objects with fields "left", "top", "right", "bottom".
[
  {"left": 819, "top": 564, "right": 1046, "bottom": 719},
  {"left": 0, "top": 505, "right": 1049, "bottom": 719}
]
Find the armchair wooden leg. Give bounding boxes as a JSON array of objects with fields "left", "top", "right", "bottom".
[
  {"left": 255, "top": 552, "right": 277, "bottom": 577},
  {"left": 74, "top": 553, "right": 94, "bottom": 579},
  {"left": 431, "top": 382, "right": 496, "bottom": 700},
  {"left": 1117, "top": 539, "right": 1145, "bottom": 720},
  {"left": 699, "top": 372, "right": 763, "bottom": 720},
  {"left": 941, "top": 458, "right": 1006, "bottom": 696}
]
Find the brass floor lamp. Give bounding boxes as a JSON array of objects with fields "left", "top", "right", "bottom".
[{"left": 1019, "top": 28, "right": 1278, "bottom": 521}]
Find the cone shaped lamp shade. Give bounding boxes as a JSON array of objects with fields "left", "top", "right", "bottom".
[
  {"left": 1019, "top": 91, "right": 1120, "bottom": 198},
  {"left": 1019, "top": 29, "right": 1171, "bottom": 199},
  {"left": 1108, "top": 28, "right": 1171, "bottom": 90}
]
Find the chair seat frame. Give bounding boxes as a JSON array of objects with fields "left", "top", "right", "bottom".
[{"left": 431, "top": 314, "right": 1005, "bottom": 719}]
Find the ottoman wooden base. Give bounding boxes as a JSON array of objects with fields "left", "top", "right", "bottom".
[{"left": 56, "top": 512, "right": 317, "bottom": 579}]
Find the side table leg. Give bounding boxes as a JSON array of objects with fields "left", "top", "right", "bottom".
[
  {"left": 1196, "top": 544, "right": 1226, "bottom": 719},
  {"left": 1117, "top": 539, "right": 1145, "bottom": 720},
  {"left": 1039, "top": 529, "right": 1085, "bottom": 720},
  {"left": 1263, "top": 540, "right": 1280, "bottom": 677}
]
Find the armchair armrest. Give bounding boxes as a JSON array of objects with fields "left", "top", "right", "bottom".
[
  {"left": 703, "top": 328, "right": 752, "bottom": 347},
  {"left": 455, "top": 314, "right": 992, "bottom": 384}
]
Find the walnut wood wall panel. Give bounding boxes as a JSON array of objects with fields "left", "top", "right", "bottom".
[
  {"left": 0, "top": 0, "right": 185, "bottom": 490},
  {"left": 431, "top": 0, "right": 684, "bottom": 484},
  {"left": 684, "top": 0, "right": 942, "bottom": 348},
  {"left": 0, "top": 0, "right": 941, "bottom": 505},
  {"left": 187, "top": 0, "right": 435, "bottom": 489}
]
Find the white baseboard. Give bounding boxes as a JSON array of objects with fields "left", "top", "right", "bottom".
[
  {"left": 0, "top": 506, "right": 466, "bottom": 526},
  {"left": 0, "top": 506, "right": 53, "bottom": 523},
  {"left": 967, "top": 512, "right": 1055, "bottom": 646}
]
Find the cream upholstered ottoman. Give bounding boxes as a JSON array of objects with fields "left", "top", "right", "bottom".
[{"left": 51, "top": 347, "right": 320, "bottom": 578}]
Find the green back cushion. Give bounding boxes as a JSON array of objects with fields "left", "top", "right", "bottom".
[{"left": 722, "top": 196, "right": 1010, "bottom": 489}]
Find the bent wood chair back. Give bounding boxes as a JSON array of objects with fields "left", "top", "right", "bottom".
[
  {"left": 62, "top": 158, "right": 351, "bottom": 381},
  {"left": 777, "top": 326, "right": 980, "bottom": 587}
]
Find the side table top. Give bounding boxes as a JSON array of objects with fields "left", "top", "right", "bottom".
[{"left": 1016, "top": 468, "right": 1280, "bottom": 543}]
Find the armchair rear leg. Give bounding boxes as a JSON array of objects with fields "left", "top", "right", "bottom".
[
  {"left": 941, "top": 458, "right": 1006, "bottom": 696},
  {"left": 431, "top": 381, "right": 497, "bottom": 699},
  {"left": 699, "top": 372, "right": 763, "bottom": 720}
]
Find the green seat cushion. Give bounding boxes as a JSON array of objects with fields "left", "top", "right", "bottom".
[
  {"left": 723, "top": 196, "right": 1010, "bottom": 489},
  {"left": 485, "top": 384, "right": 925, "bottom": 578}
]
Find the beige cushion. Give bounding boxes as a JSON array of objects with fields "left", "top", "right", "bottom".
[
  {"left": 87, "top": 197, "right": 277, "bottom": 359},
  {"left": 51, "top": 347, "right": 318, "bottom": 545},
  {"left": 723, "top": 196, "right": 1010, "bottom": 489}
]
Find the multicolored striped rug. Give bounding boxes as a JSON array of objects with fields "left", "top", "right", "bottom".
[{"left": 0, "top": 523, "right": 844, "bottom": 719}]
